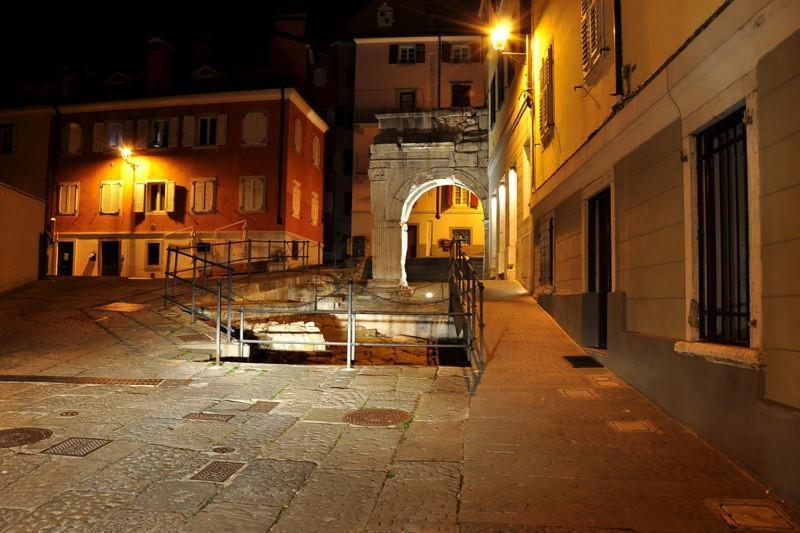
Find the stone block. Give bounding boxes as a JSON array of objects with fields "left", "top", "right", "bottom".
[
  {"left": 455, "top": 152, "right": 478, "bottom": 167},
  {"left": 455, "top": 142, "right": 480, "bottom": 153}
]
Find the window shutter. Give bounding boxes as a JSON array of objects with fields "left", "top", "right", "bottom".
[
  {"left": 216, "top": 114, "right": 227, "bottom": 146},
  {"left": 58, "top": 185, "right": 67, "bottom": 214},
  {"left": 100, "top": 183, "right": 113, "bottom": 214},
  {"left": 238, "top": 177, "right": 246, "bottom": 211},
  {"left": 182, "top": 116, "right": 195, "bottom": 147},
  {"left": 204, "top": 179, "right": 216, "bottom": 212},
  {"left": 415, "top": 43, "right": 425, "bottom": 63},
  {"left": 71, "top": 184, "right": 79, "bottom": 214},
  {"left": 135, "top": 119, "right": 148, "bottom": 149},
  {"left": 192, "top": 181, "right": 201, "bottom": 212},
  {"left": 123, "top": 120, "right": 134, "bottom": 146},
  {"left": 168, "top": 117, "right": 180, "bottom": 148},
  {"left": 439, "top": 186, "right": 452, "bottom": 212},
  {"left": 165, "top": 181, "right": 176, "bottom": 212},
  {"left": 112, "top": 182, "right": 121, "bottom": 213},
  {"left": 92, "top": 122, "right": 104, "bottom": 152},
  {"left": 469, "top": 193, "right": 478, "bottom": 209},
  {"left": 389, "top": 44, "right": 399, "bottom": 64},
  {"left": 441, "top": 42, "right": 452, "bottom": 63},
  {"left": 134, "top": 182, "right": 145, "bottom": 213},
  {"left": 539, "top": 44, "right": 555, "bottom": 140}
]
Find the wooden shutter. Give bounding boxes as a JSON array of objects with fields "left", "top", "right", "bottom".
[
  {"left": 168, "top": 117, "right": 180, "bottom": 148},
  {"left": 415, "top": 43, "right": 426, "bottom": 63},
  {"left": 123, "top": 120, "right": 134, "bottom": 146},
  {"left": 239, "top": 177, "right": 246, "bottom": 211},
  {"left": 182, "top": 116, "right": 195, "bottom": 147},
  {"left": 539, "top": 44, "right": 554, "bottom": 140},
  {"left": 192, "top": 180, "right": 202, "bottom": 212},
  {"left": 165, "top": 181, "right": 176, "bottom": 212},
  {"left": 216, "top": 114, "right": 227, "bottom": 146},
  {"left": 134, "top": 182, "right": 145, "bottom": 213},
  {"left": 92, "top": 122, "right": 104, "bottom": 152},
  {"left": 204, "top": 179, "right": 216, "bottom": 212},
  {"left": 439, "top": 186, "right": 452, "bottom": 212},
  {"left": 441, "top": 42, "right": 452, "bottom": 62},
  {"left": 469, "top": 193, "right": 478, "bottom": 209},
  {"left": 253, "top": 177, "right": 265, "bottom": 211},
  {"left": 388, "top": 44, "right": 399, "bottom": 64},
  {"left": 100, "top": 182, "right": 119, "bottom": 214},
  {"left": 135, "top": 119, "right": 148, "bottom": 149}
]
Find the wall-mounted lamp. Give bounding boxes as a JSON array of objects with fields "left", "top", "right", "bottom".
[
  {"left": 489, "top": 21, "right": 527, "bottom": 63},
  {"left": 119, "top": 146, "right": 137, "bottom": 169}
]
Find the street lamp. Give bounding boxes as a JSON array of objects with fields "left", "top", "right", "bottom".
[
  {"left": 119, "top": 146, "right": 135, "bottom": 168},
  {"left": 490, "top": 21, "right": 528, "bottom": 63}
]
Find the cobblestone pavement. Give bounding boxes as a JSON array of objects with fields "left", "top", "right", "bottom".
[{"left": 0, "top": 278, "right": 796, "bottom": 531}]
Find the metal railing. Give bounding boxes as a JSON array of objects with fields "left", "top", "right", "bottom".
[
  {"left": 354, "top": 88, "right": 431, "bottom": 122},
  {"left": 448, "top": 238, "right": 485, "bottom": 377}
]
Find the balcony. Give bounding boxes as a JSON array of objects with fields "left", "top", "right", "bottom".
[{"left": 354, "top": 89, "right": 432, "bottom": 123}]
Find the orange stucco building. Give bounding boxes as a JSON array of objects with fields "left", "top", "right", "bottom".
[{"left": 49, "top": 88, "right": 327, "bottom": 277}]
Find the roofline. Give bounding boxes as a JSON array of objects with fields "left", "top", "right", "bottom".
[
  {"left": 58, "top": 88, "right": 329, "bottom": 132},
  {"left": 0, "top": 106, "right": 56, "bottom": 117},
  {"left": 354, "top": 34, "right": 483, "bottom": 44}
]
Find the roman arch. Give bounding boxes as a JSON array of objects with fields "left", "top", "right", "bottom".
[{"left": 366, "top": 109, "right": 489, "bottom": 287}]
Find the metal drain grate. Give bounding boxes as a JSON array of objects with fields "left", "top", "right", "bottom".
[
  {"left": 96, "top": 302, "right": 147, "bottom": 312},
  {"left": 177, "top": 334, "right": 211, "bottom": 342},
  {"left": 41, "top": 437, "right": 112, "bottom": 457},
  {"left": 59, "top": 411, "right": 79, "bottom": 417},
  {"left": 0, "top": 428, "right": 53, "bottom": 448},
  {"left": 563, "top": 355, "right": 604, "bottom": 368},
  {"left": 609, "top": 420, "right": 657, "bottom": 433},
  {"left": 183, "top": 413, "right": 235, "bottom": 422},
  {"left": 212, "top": 446, "right": 235, "bottom": 454},
  {"left": 0, "top": 375, "right": 163, "bottom": 386},
  {"left": 589, "top": 375, "right": 623, "bottom": 388},
  {"left": 708, "top": 499, "right": 796, "bottom": 529},
  {"left": 559, "top": 389, "right": 598, "bottom": 399},
  {"left": 248, "top": 401, "right": 279, "bottom": 413},
  {"left": 343, "top": 409, "right": 411, "bottom": 427},
  {"left": 190, "top": 461, "right": 245, "bottom": 482}
]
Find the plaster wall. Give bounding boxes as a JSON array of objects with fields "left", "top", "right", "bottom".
[
  {"left": 0, "top": 184, "right": 44, "bottom": 292},
  {"left": 407, "top": 187, "right": 485, "bottom": 258}
]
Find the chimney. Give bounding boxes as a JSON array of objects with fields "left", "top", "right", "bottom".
[{"left": 145, "top": 37, "right": 174, "bottom": 96}]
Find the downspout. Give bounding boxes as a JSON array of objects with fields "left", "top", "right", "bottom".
[
  {"left": 437, "top": 34, "right": 442, "bottom": 109},
  {"left": 45, "top": 103, "right": 60, "bottom": 277},
  {"left": 277, "top": 85, "right": 286, "bottom": 224},
  {"left": 613, "top": 0, "right": 624, "bottom": 96}
]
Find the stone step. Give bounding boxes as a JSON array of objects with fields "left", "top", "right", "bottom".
[{"left": 179, "top": 342, "right": 250, "bottom": 358}]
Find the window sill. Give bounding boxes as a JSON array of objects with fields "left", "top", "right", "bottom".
[{"left": 673, "top": 341, "right": 765, "bottom": 369}]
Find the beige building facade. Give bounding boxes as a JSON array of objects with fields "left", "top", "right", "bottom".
[{"left": 494, "top": 0, "right": 800, "bottom": 508}]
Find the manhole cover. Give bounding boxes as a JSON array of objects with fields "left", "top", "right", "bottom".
[
  {"left": 563, "top": 355, "right": 603, "bottom": 368},
  {"left": 0, "top": 428, "right": 53, "bottom": 448},
  {"left": 190, "top": 461, "right": 245, "bottom": 482},
  {"left": 60, "top": 411, "right": 79, "bottom": 417},
  {"left": 248, "top": 401, "right": 279, "bottom": 413},
  {"left": 41, "top": 437, "right": 112, "bottom": 457},
  {"left": 212, "top": 446, "right": 235, "bottom": 454},
  {"left": 343, "top": 409, "right": 411, "bottom": 427},
  {"left": 609, "top": 420, "right": 657, "bottom": 433},
  {"left": 184, "top": 413, "right": 235, "bottom": 422}
]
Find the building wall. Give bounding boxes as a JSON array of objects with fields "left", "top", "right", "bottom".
[
  {"left": 0, "top": 184, "right": 44, "bottom": 292},
  {"left": 758, "top": 29, "right": 800, "bottom": 409},
  {"left": 0, "top": 109, "right": 53, "bottom": 199},
  {"left": 552, "top": 191, "right": 582, "bottom": 294},
  {"left": 614, "top": 120, "right": 685, "bottom": 339},
  {"left": 407, "top": 187, "right": 485, "bottom": 258}
]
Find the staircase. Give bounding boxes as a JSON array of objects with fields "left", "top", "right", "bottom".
[{"left": 405, "top": 257, "right": 484, "bottom": 282}]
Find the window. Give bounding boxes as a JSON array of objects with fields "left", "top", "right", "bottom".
[
  {"left": 451, "top": 228, "right": 472, "bottom": 245},
  {"left": 452, "top": 45, "right": 470, "bottom": 63},
  {"left": 580, "top": 0, "right": 604, "bottom": 77},
  {"left": 146, "top": 182, "right": 167, "bottom": 212},
  {"left": 497, "top": 57, "right": 506, "bottom": 108},
  {"left": 312, "top": 135, "right": 321, "bottom": 167},
  {"left": 146, "top": 242, "right": 161, "bottom": 267},
  {"left": 192, "top": 178, "right": 216, "bottom": 213},
  {"left": 197, "top": 116, "right": 217, "bottom": 146},
  {"left": 134, "top": 181, "right": 174, "bottom": 213},
  {"left": 539, "top": 43, "right": 555, "bottom": 143},
  {"left": 294, "top": 118, "right": 303, "bottom": 152},
  {"left": 452, "top": 84, "right": 471, "bottom": 107},
  {"left": 62, "top": 123, "right": 82, "bottom": 154},
  {"left": 107, "top": 122, "right": 124, "bottom": 150},
  {"left": 149, "top": 119, "right": 170, "bottom": 148},
  {"left": 697, "top": 108, "right": 750, "bottom": 346},
  {"left": 242, "top": 111, "right": 267, "bottom": 145},
  {"left": 292, "top": 180, "right": 302, "bottom": 218},
  {"left": 399, "top": 45, "right": 416, "bottom": 64},
  {"left": 398, "top": 91, "right": 416, "bottom": 111},
  {"left": 0, "top": 125, "right": 13, "bottom": 153},
  {"left": 311, "top": 192, "right": 320, "bottom": 226},
  {"left": 57, "top": 183, "right": 79, "bottom": 215},
  {"left": 239, "top": 176, "right": 265, "bottom": 212},
  {"left": 99, "top": 181, "right": 122, "bottom": 215},
  {"left": 389, "top": 43, "right": 425, "bottom": 64},
  {"left": 453, "top": 186, "right": 470, "bottom": 206},
  {"left": 539, "top": 216, "right": 554, "bottom": 285}
]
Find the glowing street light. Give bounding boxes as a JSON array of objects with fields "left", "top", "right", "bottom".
[
  {"left": 490, "top": 22, "right": 511, "bottom": 52},
  {"left": 119, "top": 146, "right": 133, "bottom": 162}
]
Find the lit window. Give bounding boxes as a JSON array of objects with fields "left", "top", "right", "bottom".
[
  {"left": 57, "top": 183, "right": 79, "bottom": 215},
  {"left": 146, "top": 242, "right": 161, "bottom": 267},
  {"left": 149, "top": 119, "right": 170, "bottom": 148},
  {"left": 146, "top": 182, "right": 167, "bottom": 212},
  {"left": 197, "top": 116, "right": 217, "bottom": 146},
  {"left": 242, "top": 111, "right": 267, "bottom": 145},
  {"left": 292, "top": 180, "right": 301, "bottom": 218},
  {"left": 239, "top": 176, "right": 265, "bottom": 212},
  {"left": 453, "top": 186, "right": 470, "bottom": 206},
  {"left": 451, "top": 45, "right": 470, "bottom": 63},
  {"left": 294, "top": 118, "right": 303, "bottom": 152},
  {"left": 99, "top": 181, "right": 122, "bottom": 215},
  {"left": 312, "top": 135, "right": 321, "bottom": 167},
  {"left": 399, "top": 45, "right": 416, "bottom": 64},
  {"left": 107, "top": 122, "right": 124, "bottom": 150},
  {"left": 192, "top": 178, "right": 216, "bottom": 213},
  {"left": 311, "top": 192, "right": 319, "bottom": 226}
]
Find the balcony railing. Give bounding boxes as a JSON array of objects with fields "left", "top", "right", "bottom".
[{"left": 354, "top": 89, "right": 433, "bottom": 122}]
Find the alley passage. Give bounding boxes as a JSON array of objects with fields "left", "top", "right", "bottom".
[{"left": 460, "top": 281, "right": 786, "bottom": 531}]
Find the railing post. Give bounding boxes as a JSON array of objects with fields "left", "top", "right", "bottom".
[
  {"left": 226, "top": 240, "right": 232, "bottom": 270},
  {"left": 347, "top": 278, "right": 353, "bottom": 370},
  {"left": 172, "top": 249, "right": 179, "bottom": 299},
  {"left": 226, "top": 267, "right": 233, "bottom": 343},
  {"left": 478, "top": 282, "right": 485, "bottom": 370},
  {"left": 215, "top": 279, "right": 222, "bottom": 365},
  {"left": 163, "top": 246, "right": 170, "bottom": 310},
  {"left": 239, "top": 308, "right": 245, "bottom": 359},
  {"left": 191, "top": 254, "right": 197, "bottom": 324},
  {"left": 247, "top": 238, "right": 252, "bottom": 275}
]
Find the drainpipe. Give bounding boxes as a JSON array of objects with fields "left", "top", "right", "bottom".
[
  {"left": 613, "top": 0, "right": 624, "bottom": 97},
  {"left": 44, "top": 102, "right": 60, "bottom": 278},
  {"left": 277, "top": 85, "right": 286, "bottom": 224},
  {"left": 437, "top": 34, "right": 442, "bottom": 109}
]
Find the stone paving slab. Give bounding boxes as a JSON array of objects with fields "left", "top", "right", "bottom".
[
  {"left": 215, "top": 458, "right": 315, "bottom": 507},
  {"left": 395, "top": 421, "right": 464, "bottom": 462},
  {"left": 322, "top": 426, "right": 403, "bottom": 471},
  {"left": 181, "top": 501, "right": 281, "bottom": 532},
  {"left": 3, "top": 490, "right": 131, "bottom": 533},
  {"left": 262, "top": 421, "right": 345, "bottom": 463},
  {"left": 128, "top": 480, "right": 218, "bottom": 515}
]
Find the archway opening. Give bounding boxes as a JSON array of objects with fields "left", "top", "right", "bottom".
[{"left": 399, "top": 177, "right": 485, "bottom": 286}]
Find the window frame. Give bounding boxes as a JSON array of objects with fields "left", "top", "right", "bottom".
[
  {"left": 63, "top": 122, "right": 82, "bottom": 154},
  {"left": 57, "top": 182, "right": 80, "bottom": 216},
  {"left": 580, "top": 0, "right": 605, "bottom": 79},
  {"left": 99, "top": 180, "right": 123, "bottom": 215},
  {"left": 145, "top": 241, "right": 162, "bottom": 269},
  {"left": 239, "top": 175, "right": 266, "bottom": 213},
  {"left": 196, "top": 115, "right": 218, "bottom": 146},
  {"left": 148, "top": 118, "right": 170, "bottom": 149},
  {"left": 191, "top": 177, "right": 217, "bottom": 214},
  {"left": 312, "top": 135, "right": 321, "bottom": 167},
  {"left": 145, "top": 181, "right": 168, "bottom": 213},
  {"left": 398, "top": 45, "right": 417, "bottom": 64},
  {"left": 241, "top": 110, "right": 268, "bottom": 146},
  {"left": 398, "top": 90, "right": 417, "bottom": 111},
  {"left": 107, "top": 122, "right": 124, "bottom": 151},
  {"left": 291, "top": 180, "right": 302, "bottom": 219},
  {"left": 539, "top": 43, "right": 555, "bottom": 144},
  {"left": 294, "top": 118, "right": 303, "bottom": 153},
  {"left": 450, "top": 228, "right": 472, "bottom": 245},
  {"left": 451, "top": 45, "right": 470, "bottom": 63}
]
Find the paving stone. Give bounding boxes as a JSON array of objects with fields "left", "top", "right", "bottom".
[
  {"left": 396, "top": 376, "right": 434, "bottom": 393},
  {"left": 129, "top": 480, "right": 218, "bottom": 515},
  {"left": 396, "top": 421, "right": 464, "bottom": 462},
  {"left": 80, "top": 444, "right": 197, "bottom": 494},
  {"left": 272, "top": 468, "right": 386, "bottom": 532},
  {"left": 215, "top": 458, "right": 314, "bottom": 506},
  {"left": 364, "top": 390, "right": 420, "bottom": 412},
  {"left": 150, "top": 419, "right": 238, "bottom": 451},
  {"left": 0, "top": 453, "right": 49, "bottom": 490},
  {"left": 368, "top": 462, "right": 461, "bottom": 531},
  {"left": 415, "top": 392, "right": 469, "bottom": 421},
  {"left": 3, "top": 490, "right": 131, "bottom": 532},
  {"left": 302, "top": 407, "right": 351, "bottom": 424},
  {"left": 322, "top": 426, "right": 403, "bottom": 471},
  {"left": 263, "top": 421, "right": 345, "bottom": 463},
  {"left": 314, "top": 388, "right": 369, "bottom": 409},
  {"left": 0, "top": 508, "right": 28, "bottom": 530},
  {"left": 113, "top": 416, "right": 183, "bottom": 441},
  {"left": 349, "top": 374, "right": 398, "bottom": 391},
  {"left": 181, "top": 502, "right": 281, "bottom": 532}
]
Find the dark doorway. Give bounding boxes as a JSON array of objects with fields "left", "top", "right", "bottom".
[
  {"left": 57, "top": 241, "right": 74, "bottom": 276},
  {"left": 451, "top": 84, "right": 471, "bottom": 107},
  {"left": 101, "top": 241, "right": 120, "bottom": 276},
  {"left": 406, "top": 224, "right": 418, "bottom": 259},
  {"left": 588, "top": 190, "right": 612, "bottom": 348}
]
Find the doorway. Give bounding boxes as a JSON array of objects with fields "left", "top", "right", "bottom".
[
  {"left": 101, "top": 241, "right": 121, "bottom": 276},
  {"left": 406, "top": 224, "right": 418, "bottom": 259},
  {"left": 57, "top": 241, "right": 74, "bottom": 276},
  {"left": 588, "top": 190, "right": 611, "bottom": 348}
]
